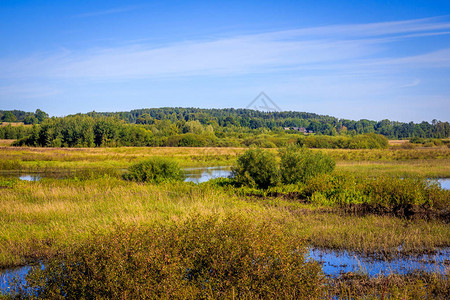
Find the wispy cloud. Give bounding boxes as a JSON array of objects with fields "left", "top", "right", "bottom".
[
  {"left": 398, "top": 79, "right": 421, "bottom": 88},
  {"left": 73, "top": 6, "right": 140, "bottom": 18},
  {"left": 0, "top": 84, "right": 60, "bottom": 99},
  {"left": 2, "top": 16, "right": 450, "bottom": 81}
]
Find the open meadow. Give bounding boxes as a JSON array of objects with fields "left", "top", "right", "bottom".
[{"left": 0, "top": 145, "right": 449, "bottom": 298}]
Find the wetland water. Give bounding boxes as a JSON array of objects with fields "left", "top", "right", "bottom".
[
  {"left": 1, "top": 168, "right": 449, "bottom": 294},
  {"left": 4, "top": 169, "right": 450, "bottom": 189},
  {"left": 184, "top": 166, "right": 232, "bottom": 183}
]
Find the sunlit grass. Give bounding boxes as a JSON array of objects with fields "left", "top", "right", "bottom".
[
  {"left": 1, "top": 146, "right": 449, "bottom": 178},
  {"left": 0, "top": 178, "right": 448, "bottom": 269}
]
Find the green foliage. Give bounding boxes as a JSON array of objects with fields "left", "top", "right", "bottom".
[
  {"left": 280, "top": 145, "right": 335, "bottom": 184},
  {"left": 0, "top": 125, "right": 33, "bottom": 140},
  {"left": 4, "top": 108, "right": 450, "bottom": 143},
  {"left": 6, "top": 107, "right": 450, "bottom": 147},
  {"left": 24, "top": 214, "right": 324, "bottom": 299},
  {"left": 0, "top": 109, "right": 48, "bottom": 125},
  {"left": 34, "top": 109, "right": 48, "bottom": 123},
  {"left": 232, "top": 148, "right": 280, "bottom": 189},
  {"left": 297, "top": 133, "right": 389, "bottom": 149},
  {"left": 1, "top": 111, "right": 17, "bottom": 122},
  {"left": 301, "top": 173, "right": 449, "bottom": 215},
  {"left": 0, "top": 177, "right": 17, "bottom": 188},
  {"left": 0, "top": 160, "right": 23, "bottom": 170},
  {"left": 361, "top": 176, "right": 446, "bottom": 210},
  {"left": 123, "top": 158, "right": 185, "bottom": 183}
]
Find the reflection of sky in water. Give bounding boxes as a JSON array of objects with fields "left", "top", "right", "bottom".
[
  {"left": 4, "top": 170, "right": 449, "bottom": 190},
  {"left": 438, "top": 178, "right": 450, "bottom": 190},
  {"left": 18, "top": 175, "right": 41, "bottom": 182},
  {"left": 0, "top": 266, "right": 33, "bottom": 295},
  {"left": 308, "top": 248, "right": 450, "bottom": 277},
  {"left": 184, "top": 166, "right": 232, "bottom": 183}
]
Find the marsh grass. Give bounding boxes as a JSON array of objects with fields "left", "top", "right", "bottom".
[
  {"left": 1, "top": 147, "right": 449, "bottom": 181},
  {"left": 1, "top": 146, "right": 449, "bottom": 298},
  {"left": 0, "top": 140, "right": 14, "bottom": 146},
  {"left": 326, "top": 270, "right": 450, "bottom": 299},
  {"left": 17, "top": 214, "right": 324, "bottom": 299},
  {"left": 0, "top": 178, "right": 448, "bottom": 271}
]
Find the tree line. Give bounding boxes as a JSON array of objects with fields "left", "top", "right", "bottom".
[
  {"left": 1, "top": 108, "right": 449, "bottom": 148},
  {"left": 90, "top": 107, "right": 450, "bottom": 139}
]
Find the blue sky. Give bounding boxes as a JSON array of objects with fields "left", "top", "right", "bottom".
[{"left": 0, "top": 0, "right": 449, "bottom": 122}]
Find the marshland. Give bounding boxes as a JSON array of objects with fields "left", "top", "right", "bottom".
[{"left": 0, "top": 133, "right": 449, "bottom": 298}]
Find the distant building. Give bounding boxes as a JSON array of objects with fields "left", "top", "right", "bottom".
[{"left": 285, "top": 127, "right": 310, "bottom": 133}]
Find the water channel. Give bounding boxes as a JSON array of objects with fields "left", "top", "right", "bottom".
[{"left": 2, "top": 168, "right": 449, "bottom": 190}]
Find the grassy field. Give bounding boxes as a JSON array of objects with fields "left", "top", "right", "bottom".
[
  {"left": 0, "top": 145, "right": 449, "bottom": 298},
  {"left": 0, "top": 140, "right": 14, "bottom": 146},
  {"left": 1, "top": 146, "right": 449, "bottom": 178},
  {"left": 0, "top": 176, "right": 449, "bottom": 268}
]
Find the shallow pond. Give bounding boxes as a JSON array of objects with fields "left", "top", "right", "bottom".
[
  {"left": 0, "top": 266, "right": 33, "bottom": 295},
  {"left": 438, "top": 178, "right": 450, "bottom": 190},
  {"left": 6, "top": 170, "right": 450, "bottom": 189},
  {"left": 308, "top": 248, "right": 449, "bottom": 277},
  {"left": 184, "top": 166, "right": 232, "bottom": 183}
]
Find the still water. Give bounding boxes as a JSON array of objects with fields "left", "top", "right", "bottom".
[
  {"left": 9, "top": 171, "right": 450, "bottom": 189},
  {"left": 308, "top": 248, "right": 449, "bottom": 277},
  {"left": 183, "top": 166, "right": 232, "bottom": 183}
]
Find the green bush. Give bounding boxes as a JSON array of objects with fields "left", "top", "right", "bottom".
[
  {"left": 361, "top": 176, "right": 447, "bottom": 209},
  {"left": 279, "top": 145, "right": 335, "bottom": 184},
  {"left": 24, "top": 214, "right": 324, "bottom": 299},
  {"left": 301, "top": 173, "right": 449, "bottom": 214},
  {"left": 123, "top": 158, "right": 185, "bottom": 183},
  {"left": 232, "top": 148, "right": 279, "bottom": 189},
  {"left": 297, "top": 133, "right": 388, "bottom": 149}
]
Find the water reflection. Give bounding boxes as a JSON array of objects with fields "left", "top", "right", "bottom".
[
  {"left": 437, "top": 178, "right": 450, "bottom": 190},
  {"left": 18, "top": 175, "right": 41, "bottom": 182},
  {"left": 0, "top": 266, "right": 32, "bottom": 295},
  {"left": 2, "top": 170, "right": 449, "bottom": 189},
  {"left": 308, "top": 248, "right": 449, "bottom": 277},
  {"left": 184, "top": 166, "right": 232, "bottom": 183}
]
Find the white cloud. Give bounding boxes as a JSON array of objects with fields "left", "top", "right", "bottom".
[
  {"left": 1, "top": 16, "right": 450, "bottom": 81},
  {"left": 73, "top": 6, "right": 140, "bottom": 18}
]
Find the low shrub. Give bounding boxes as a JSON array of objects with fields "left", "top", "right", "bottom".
[
  {"left": 24, "top": 214, "right": 325, "bottom": 299},
  {"left": 123, "top": 157, "right": 185, "bottom": 183},
  {"left": 279, "top": 145, "right": 335, "bottom": 184},
  {"left": 297, "top": 133, "right": 389, "bottom": 149},
  {"left": 301, "top": 173, "right": 449, "bottom": 216},
  {"left": 232, "top": 148, "right": 279, "bottom": 189}
]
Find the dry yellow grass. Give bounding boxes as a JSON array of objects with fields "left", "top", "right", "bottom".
[
  {"left": 0, "top": 122, "right": 30, "bottom": 127},
  {"left": 0, "top": 179, "right": 448, "bottom": 269},
  {"left": 1, "top": 146, "right": 449, "bottom": 176},
  {"left": 388, "top": 139, "right": 409, "bottom": 145},
  {"left": 0, "top": 140, "right": 15, "bottom": 146}
]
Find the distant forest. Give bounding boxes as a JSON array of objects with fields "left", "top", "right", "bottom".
[{"left": 1, "top": 108, "right": 449, "bottom": 148}]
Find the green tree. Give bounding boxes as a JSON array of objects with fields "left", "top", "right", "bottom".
[
  {"left": 1, "top": 111, "right": 17, "bottom": 122},
  {"left": 35, "top": 109, "right": 49, "bottom": 123}
]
